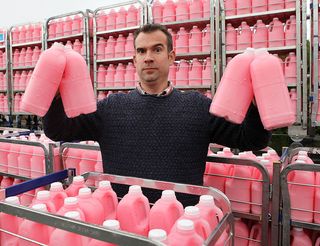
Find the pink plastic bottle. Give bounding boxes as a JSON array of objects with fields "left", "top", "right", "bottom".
[
  {"left": 12, "top": 26, "right": 20, "bottom": 44},
  {"left": 114, "top": 34, "right": 126, "bottom": 58},
  {"left": 162, "top": 0, "right": 176, "bottom": 22},
  {"left": 152, "top": 0, "right": 163, "bottom": 23},
  {"left": 148, "top": 229, "right": 168, "bottom": 244},
  {"left": 31, "top": 190, "right": 57, "bottom": 213},
  {"left": 125, "top": 33, "right": 134, "bottom": 57},
  {"left": 114, "top": 63, "right": 125, "bottom": 87},
  {"left": 7, "top": 139, "right": 20, "bottom": 175},
  {"left": 21, "top": 42, "right": 66, "bottom": 116},
  {"left": 290, "top": 89, "right": 297, "bottom": 118},
  {"left": 49, "top": 182, "right": 68, "bottom": 211},
  {"left": 19, "top": 25, "right": 27, "bottom": 43},
  {"left": 59, "top": 45, "right": 96, "bottom": 118},
  {"left": 190, "top": 0, "right": 203, "bottom": 19},
  {"left": 268, "top": 18, "right": 285, "bottom": 47},
  {"left": 189, "top": 26, "right": 202, "bottom": 53},
  {"left": 30, "top": 143, "right": 45, "bottom": 178},
  {"left": 92, "top": 180, "right": 118, "bottom": 220},
  {"left": 252, "top": 20, "right": 268, "bottom": 48},
  {"left": 225, "top": 162, "right": 252, "bottom": 213},
  {"left": 273, "top": 53, "right": 284, "bottom": 72},
  {"left": 13, "top": 48, "right": 20, "bottom": 67},
  {"left": 25, "top": 47, "right": 33, "bottom": 66},
  {"left": 314, "top": 171, "right": 320, "bottom": 223},
  {"left": 127, "top": 4, "right": 139, "bottom": 27},
  {"left": 56, "top": 197, "right": 86, "bottom": 220},
  {"left": 175, "top": 59, "right": 189, "bottom": 86},
  {"left": 88, "top": 220, "right": 121, "bottom": 246},
  {"left": 65, "top": 147, "right": 82, "bottom": 175},
  {"left": 1, "top": 176, "right": 14, "bottom": 188},
  {"left": 72, "top": 15, "right": 82, "bottom": 34},
  {"left": 77, "top": 187, "right": 105, "bottom": 225},
  {"left": 285, "top": 0, "right": 296, "bottom": 8},
  {"left": 49, "top": 211, "right": 87, "bottom": 246},
  {"left": 202, "top": 57, "right": 212, "bottom": 85},
  {"left": 19, "top": 203, "right": 52, "bottom": 246},
  {"left": 19, "top": 47, "right": 26, "bottom": 67},
  {"left": 105, "top": 35, "right": 115, "bottom": 59},
  {"left": 97, "top": 65, "right": 106, "bottom": 88},
  {"left": 149, "top": 190, "right": 184, "bottom": 234},
  {"left": 202, "top": 24, "right": 211, "bottom": 52},
  {"left": 0, "top": 140, "right": 9, "bottom": 173},
  {"left": 96, "top": 11, "right": 107, "bottom": 32},
  {"left": 176, "top": 0, "right": 189, "bottom": 21},
  {"left": 65, "top": 175, "right": 87, "bottom": 196},
  {"left": 32, "top": 46, "right": 41, "bottom": 66},
  {"left": 56, "top": 19, "right": 64, "bottom": 37},
  {"left": 176, "top": 27, "right": 189, "bottom": 53},
  {"left": 78, "top": 149, "right": 98, "bottom": 183},
  {"left": 17, "top": 140, "right": 33, "bottom": 177},
  {"left": 225, "top": 0, "right": 236, "bottom": 16},
  {"left": 189, "top": 58, "right": 202, "bottom": 86},
  {"left": 268, "top": 0, "right": 285, "bottom": 10},
  {"left": 195, "top": 195, "right": 223, "bottom": 230},
  {"left": 124, "top": 62, "right": 136, "bottom": 87},
  {"left": 288, "top": 160, "right": 315, "bottom": 223},
  {"left": 236, "top": 0, "right": 251, "bottom": 15},
  {"left": 73, "top": 39, "right": 82, "bottom": 54},
  {"left": 252, "top": 0, "right": 267, "bottom": 13},
  {"left": 248, "top": 223, "right": 262, "bottom": 246},
  {"left": 237, "top": 21, "right": 252, "bottom": 50},
  {"left": 116, "top": 185, "right": 150, "bottom": 236},
  {"left": 19, "top": 71, "right": 27, "bottom": 90},
  {"left": 210, "top": 48, "right": 255, "bottom": 124},
  {"left": 64, "top": 16, "right": 73, "bottom": 36},
  {"left": 285, "top": 15, "right": 296, "bottom": 46},
  {"left": 234, "top": 218, "right": 250, "bottom": 246},
  {"left": 168, "top": 219, "right": 204, "bottom": 246},
  {"left": 226, "top": 23, "right": 237, "bottom": 51},
  {"left": 48, "top": 20, "right": 56, "bottom": 38},
  {"left": 173, "top": 206, "right": 211, "bottom": 240},
  {"left": 284, "top": 52, "right": 297, "bottom": 85},
  {"left": 116, "top": 7, "right": 127, "bottom": 29},
  {"left": 0, "top": 196, "right": 22, "bottom": 246},
  {"left": 250, "top": 48, "right": 295, "bottom": 129},
  {"left": 105, "top": 64, "right": 116, "bottom": 87},
  {"left": 32, "top": 24, "right": 42, "bottom": 42},
  {"left": 291, "top": 227, "right": 312, "bottom": 246},
  {"left": 106, "top": 9, "right": 116, "bottom": 30}
]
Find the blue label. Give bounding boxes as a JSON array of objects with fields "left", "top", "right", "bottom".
[{"left": 0, "top": 34, "right": 4, "bottom": 42}]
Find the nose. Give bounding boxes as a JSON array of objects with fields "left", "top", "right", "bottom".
[{"left": 144, "top": 50, "right": 154, "bottom": 63}]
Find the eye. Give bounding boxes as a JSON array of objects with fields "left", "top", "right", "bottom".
[
  {"left": 155, "top": 47, "right": 162, "bottom": 53},
  {"left": 136, "top": 48, "right": 145, "bottom": 54}
]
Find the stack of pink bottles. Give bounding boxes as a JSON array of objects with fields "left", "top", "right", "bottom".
[{"left": 11, "top": 23, "right": 42, "bottom": 44}]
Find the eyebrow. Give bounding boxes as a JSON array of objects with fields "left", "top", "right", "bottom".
[{"left": 136, "top": 43, "right": 165, "bottom": 50}]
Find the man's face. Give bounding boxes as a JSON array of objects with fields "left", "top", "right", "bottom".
[{"left": 133, "top": 30, "right": 175, "bottom": 85}]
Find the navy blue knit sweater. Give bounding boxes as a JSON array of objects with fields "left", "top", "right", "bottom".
[{"left": 43, "top": 88, "right": 270, "bottom": 205}]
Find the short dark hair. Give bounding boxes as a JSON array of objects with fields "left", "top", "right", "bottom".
[{"left": 133, "top": 23, "right": 173, "bottom": 52}]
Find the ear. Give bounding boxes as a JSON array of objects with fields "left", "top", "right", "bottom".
[
  {"left": 133, "top": 54, "right": 137, "bottom": 66},
  {"left": 168, "top": 50, "right": 176, "bottom": 65}
]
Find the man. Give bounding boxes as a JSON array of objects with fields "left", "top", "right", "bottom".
[{"left": 43, "top": 23, "right": 270, "bottom": 205}]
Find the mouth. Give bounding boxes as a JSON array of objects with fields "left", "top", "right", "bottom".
[{"left": 143, "top": 68, "right": 157, "bottom": 71}]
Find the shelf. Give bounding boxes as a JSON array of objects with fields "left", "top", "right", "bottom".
[
  {"left": 11, "top": 112, "right": 33, "bottom": 116},
  {"left": 291, "top": 220, "right": 320, "bottom": 231},
  {"left": 225, "top": 8, "right": 296, "bottom": 26},
  {"left": 13, "top": 90, "right": 25, "bottom": 93},
  {"left": 159, "top": 18, "right": 210, "bottom": 30},
  {"left": 0, "top": 67, "right": 6, "bottom": 71},
  {"left": 11, "top": 40, "right": 42, "bottom": 48},
  {"left": 0, "top": 171, "right": 30, "bottom": 180},
  {"left": 97, "top": 57, "right": 133, "bottom": 64},
  {"left": 0, "top": 90, "right": 7, "bottom": 93},
  {"left": 176, "top": 51, "right": 211, "bottom": 60},
  {"left": 47, "top": 32, "right": 84, "bottom": 42},
  {"left": 0, "top": 112, "right": 10, "bottom": 115},
  {"left": 0, "top": 45, "right": 5, "bottom": 49},
  {"left": 233, "top": 211, "right": 262, "bottom": 221},
  {"left": 97, "top": 87, "right": 135, "bottom": 91},
  {"left": 12, "top": 65, "right": 35, "bottom": 70},
  {"left": 96, "top": 25, "right": 139, "bottom": 36},
  {"left": 287, "top": 84, "right": 297, "bottom": 87},
  {"left": 226, "top": 46, "right": 297, "bottom": 55}
]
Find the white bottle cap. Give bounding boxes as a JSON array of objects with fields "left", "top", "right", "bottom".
[
  {"left": 79, "top": 187, "right": 91, "bottom": 196},
  {"left": 234, "top": 217, "right": 241, "bottom": 221},
  {"left": 50, "top": 182, "right": 64, "bottom": 191},
  {"left": 32, "top": 203, "right": 48, "bottom": 212},
  {"left": 177, "top": 219, "right": 194, "bottom": 231},
  {"left": 255, "top": 48, "right": 269, "bottom": 56},
  {"left": 262, "top": 153, "right": 270, "bottom": 158},
  {"left": 217, "top": 151, "right": 224, "bottom": 156},
  {"left": 295, "top": 160, "right": 306, "bottom": 164},
  {"left": 64, "top": 197, "right": 78, "bottom": 205},
  {"left": 245, "top": 47, "right": 255, "bottom": 54},
  {"left": 73, "top": 176, "right": 84, "bottom": 184},
  {"left": 199, "top": 195, "right": 214, "bottom": 205},
  {"left": 161, "top": 190, "right": 176, "bottom": 199},
  {"left": 256, "top": 156, "right": 264, "bottom": 162},
  {"left": 267, "top": 149, "right": 277, "bottom": 155},
  {"left": 53, "top": 42, "right": 65, "bottom": 49},
  {"left": 184, "top": 206, "right": 200, "bottom": 217},
  {"left": 4, "top": 196, "right": 20, "bottom": 205},
  {"left": 223, "top": 147, "right": 231, "bottom": 152},
  {"left": 64, "top": 211, "right": 81, "bottom": 220},
  {"left": 293, "top": 227, "right": 303, "bottom": 232},
  {"left": 36, "top": 190, "right": 50, "bottom": 200},
  {"left": 261, "top": 159, "right": 270, "bottom": 165},
  {"left": 103, "top": 219, "right": 120, "bottom": 230},
  {"left": 297, "top": 155, "right": 307, "bottom": 161},
  {"left": 148, "top": 229, "right": 167, "bottom": 242},
  {"left": 238, "top": 152, "right": 247, "bottom": 158},
  {"left": 129, "top": 185, "right": 142, "bottom": 194},
  {"left": 298, "top": 151, "right": 308, "bottom": 156},
  {"left": 99, "top": 180, "right": 111, "bottom": 188}
]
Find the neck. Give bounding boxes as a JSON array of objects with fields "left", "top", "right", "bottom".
[{"left": 140, "top": 81, "right": 168, "bottom": 95}]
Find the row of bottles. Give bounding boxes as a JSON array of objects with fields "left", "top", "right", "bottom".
[
  {"left": 96, "top": 33, "right": 134, "bottom": 60},
  {"left": 0, "top": 93, "right": 9, "bottom": 113},
  {"left": 12, "top": 46, "right": 42, "bottom": 67},
  {"left": 96, "top": 63, "right": 137, "bottom": 88},
  {"left": 226, "top": 52, "right": 297, "bottom": 85},
  {"left": 13, "top": 92, "right": 24, "bottom": 112},
  {"left": 0, "top": 178, "right": 226, "bottom": 246},
  {"left": 13, "top": 71, "right": 33, "bottom": 90},
  {"left": 169, "top": 58, "right": 212, "bottom": 86},
  {"left": 0, "top": 50, "right": 7, "bottom": 67},
  {"left": 152, "top": 0, "right": 211, "bottom": 23},
  {"left": 95, "top": 4, "right": 141, "bottom": 32},
  {"left": 11, "top": 23, "right": 42, "bottom": 44},
  {"left": 224, "top": 0, "right": 296, "bottom": 16},
  {"left": 226, "top": 17, "right": 296, "bottom": 51},
  {"left": 63, "top": 39, "right": 84, "bottom": 55},
  {"left": 0, "top": 133, "right": 60, "bottom": 178},
  {"left": 48, "top": 15, "right": 84, "bottom": 38},
  {"left": 0, "top": 72, "right": 8, "bottom": 90}
]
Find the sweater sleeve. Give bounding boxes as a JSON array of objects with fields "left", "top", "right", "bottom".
[
  {"left": 209, "top": 103, "right": 271, "bottom": 151},
  {"left": 42, "top": 97, "right": 105, "bottom": 142}
]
